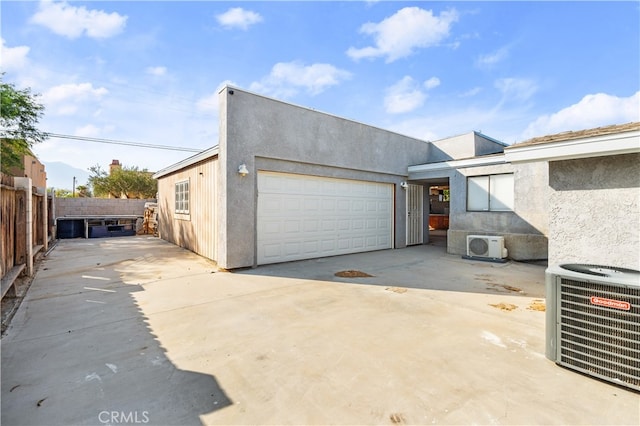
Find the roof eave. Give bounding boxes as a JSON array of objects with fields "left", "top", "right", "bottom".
[
  {"left": 408, "top": 154, "right": 507, "bottom": 178},
  {"left": 153, "top": 146, "right": 220, "bottom": 179},
  {"left": 505, "top": 130, "right": 640, "bottom": 163}
]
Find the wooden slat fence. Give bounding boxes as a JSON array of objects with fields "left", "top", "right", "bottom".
[{"left": 1, "top": 172, "right": 49, "bottom": 300}]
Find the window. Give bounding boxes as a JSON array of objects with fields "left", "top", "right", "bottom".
[
  {"left": 175, "top": 180, "right": 189, "bottom": 214},
  {"left": 467, "top": 174, "right": 514, "bottom": 211}
]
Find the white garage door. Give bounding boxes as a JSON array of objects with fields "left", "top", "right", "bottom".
[{"left": 257, "top": 172, "right": 393, "bottom": 265}]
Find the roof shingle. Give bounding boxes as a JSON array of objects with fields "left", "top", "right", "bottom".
[{"left": 508, "top": 122, "right": 640, "bottom": 148}]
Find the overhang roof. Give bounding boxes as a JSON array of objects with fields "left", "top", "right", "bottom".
[
  {"left": 408, "top": 153, "right": 506, "bottom": 176},
  {"left": 504, "top": 122, "right": 640, "bottom": 163},
  {"left": 153, "top": 145, "right": 219, "bottom": 179}
]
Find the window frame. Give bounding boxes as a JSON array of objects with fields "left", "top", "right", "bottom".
[
  {"left": 175, "top": 179, "right": 190, "bottom": 215},
  {"left": 466, "top": 173, "right": 514, "bottom": 212}
]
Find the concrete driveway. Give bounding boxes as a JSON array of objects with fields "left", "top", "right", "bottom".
[{"left": 1, "top": 236, "right": 638, "bottom": 425}]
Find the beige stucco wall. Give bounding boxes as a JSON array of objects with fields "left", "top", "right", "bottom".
[
  {"left": 548, "top": 153, "right": 639, "bottom": 270},
  {"left": 156, "top": 157, "right": 218, "bottom": 262}
]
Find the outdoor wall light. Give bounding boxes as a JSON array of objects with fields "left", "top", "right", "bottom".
[
  {"left": 238, "top": 163, "right": 249, "bottom": 177},
  {"left": 400, "top": 181, "right": 408, "bottom": 189}
]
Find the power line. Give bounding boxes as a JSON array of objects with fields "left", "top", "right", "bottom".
[{"left": 46, "top": 133, "right": 204, "bottom": 152}]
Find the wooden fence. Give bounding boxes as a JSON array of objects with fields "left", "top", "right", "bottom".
[{"left": 1, "top": 172, "right": 50, "bottom": 300}]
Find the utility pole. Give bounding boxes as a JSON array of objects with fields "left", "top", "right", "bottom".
[{"left": 73, "top": 176, "right": 76, "bottom": 197}]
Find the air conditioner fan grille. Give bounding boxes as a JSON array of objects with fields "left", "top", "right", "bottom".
[
  {"left": 469, "top": 238, "right": 488, "bottom": 256},
  {"left": 558, "top": 277, "right": 640, "bottom": 391}
]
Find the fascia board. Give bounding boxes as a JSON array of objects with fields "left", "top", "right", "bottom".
[
  {"left": 505, "top": 131, "right": 640, "bottom": 163},
  {"left": 408, "top": 154, "right": 506, "bottom": 175},
  {"left": 153, "top": 146, "right": 219, "bottom": 179}
]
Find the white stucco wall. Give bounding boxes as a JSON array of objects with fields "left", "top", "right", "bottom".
[{"left": 548, "top": 153, "right": 639, "bottom": 270}]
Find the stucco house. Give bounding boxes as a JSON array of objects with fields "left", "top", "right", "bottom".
[
  {"left": 505, "top": 122, "right": 640, "bottom": 270},
  {"left": 408, "top": 132, "right": 549, "bottom": 260},
  {"left": 154, "top": 85, "right": 638, "bottom": 271},
  {"left": 409, "top": 122, "right": 640, "bottom": 269}
]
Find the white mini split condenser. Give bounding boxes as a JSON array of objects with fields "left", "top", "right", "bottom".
[
  {"left": 546, "top": 263, "right": 640, "bottom": 391},
  {"left": 466, "top": 235, "right": 508, "bottom": 259}
]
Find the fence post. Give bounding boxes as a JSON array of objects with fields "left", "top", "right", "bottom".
[
  {"left": 39, "top": 187, "right": 48, "bottom": 252},
  {"left": 15, "top": 177, "right": 33, "bottom": 276},
  {"left": 48, "top": 188, "right": 56, "bottom": 240}
]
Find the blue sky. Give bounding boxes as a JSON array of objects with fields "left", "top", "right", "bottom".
[{"left": 2, "top": 1, "right": 639, "bottom": 189}]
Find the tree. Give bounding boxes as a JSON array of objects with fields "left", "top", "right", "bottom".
[
  {"left": 76, "top": 185, "right": 92, "bottom": 198},
  {"left": 88, "top": 164, "right": 157, "bottom": 199},
  {"left": 54, "top": 188, "right": 73, "bottom": 198},
  {"left": 1, "top": 76, "right": 48, "bottom": 174}
]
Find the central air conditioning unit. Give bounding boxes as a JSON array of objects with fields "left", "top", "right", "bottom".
[
  {"left": 546, "top": 263, "right": 640, "bottom": 391},
  {"left": 466, "top": 235, "right": 508, "bottom": 259}
]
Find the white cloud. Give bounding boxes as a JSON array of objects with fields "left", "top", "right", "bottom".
[
  {"left": 196, "top": 92, "right": 219, "bottom": 113},
  {"left": 42, "top": 82, "right": 108, "bottom": 115},
  {"left": 249, "top": 61, "right": 352, "bottom": 98},
  {"left": 521, "top": 91, "right": 640, "bottom": 140},
  {"left": 424, "top": 77, "right": 440, "bottom": 90},
  {"left": 197, "top": 80, "right": 237, "bottom": 112},
  {"left": 74, "top": 123, "right": 115, "bottom": 138},
  {"left": 384, "top": 76, "right": 425, "bottom": 114},
  {"left": 459, "top": 87, "right": 482, "bottom": 98},
  {"left": 385, "top": 76, "right": 440, "bottom": 114},
  {"left": 145, "top": 66, "right": 167, "bottom": 76},
  {"left": 476, "top": 46, "right": 510, "bottom": 68},
  {"left": 1, "top": 38, "right": 30, "bottom": 71},
  {"left": 347, "top": 7, "right": 459, "bottom": 63},
  {"left": 216, "top": 7, "right": 263, "bottom": 30},
  {"left": 30, "top": 1, "right": 127, "bottom": 39},
  {"left": 495, "top": 78, "right": 538, "bottom": 102}
]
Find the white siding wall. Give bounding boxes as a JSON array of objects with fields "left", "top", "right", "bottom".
[{"left": 157, "top": 157, "right": 218, "bottom": 261}]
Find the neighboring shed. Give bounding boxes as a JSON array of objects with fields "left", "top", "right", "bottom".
[
  {"left": 154, "top": 86, "right": 431, "bottom": 269},
  {"left": 505, "top": 122, "right": 640, "bottom": 270},
  {"left": 154, "top": 148, "right": 218, "bottom": 262}
]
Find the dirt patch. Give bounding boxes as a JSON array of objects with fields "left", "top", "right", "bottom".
[
  {"left": 334, "top": 270, "right": 374, "bottom": 278},
  {"left": 489, "top": 302, "right": 518, "bottom": 312},
  {"left": 2, "top": 274, "right": 36, "bottom": 336},
  {"left": 385, "top": 287, "right": 407, "bottom": 294},
  {"left": 485, "top": 283, "right": 523, "bottom": 293},
  {"left": 528, "top": 299, "right": 546, "bottom": 312},
  {"left": 476, "top": 275, "right": 523, "bottom": 294},
  {"left": 390, "top": 413, "right": 405, "bottom": 424}
]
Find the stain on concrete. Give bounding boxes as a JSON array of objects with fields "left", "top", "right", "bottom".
[
  {"left": 489, "top": 303, "right": 518, "bottom": 312},
  {"left": 390, "top": 413, "right": 405, "bottom": 424},
  {"left": 527, "top": 299, "right": 546, "bottom": 312},
  {"left": 335, "top": 270, "right": 374, "bottom": 278}
]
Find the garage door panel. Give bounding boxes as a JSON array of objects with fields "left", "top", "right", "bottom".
[
  {"left": 285, "top": 198, "right": 301, "bottom": 211},
  {"left": 258, "top": 172, "right": 393, "bottom": 264},
  {"left": 263, "top": 221, "right": 281, "bottom": 234},
  {"left": 284, "top": 220, "right": 300, "bottom": 233},
  {"left": 304, "top": 198, "right": 320, "bottom": 211}
]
